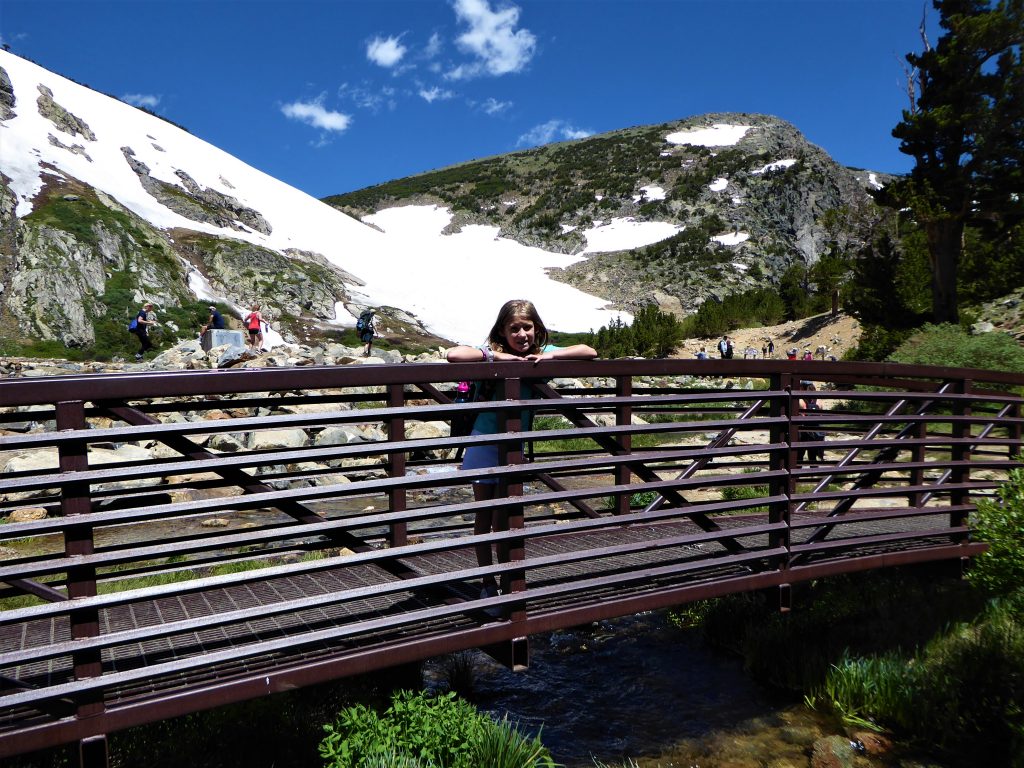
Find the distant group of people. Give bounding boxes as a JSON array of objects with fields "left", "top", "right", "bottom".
[
  {"left": 127, "top": 300, "right": 384, "bottom": 361},
  {"left": 696, "top": 336, "right": 775, "bottom": 360},
  {"left": 128, "top": 301, "right": 269, "bottom": 360}
]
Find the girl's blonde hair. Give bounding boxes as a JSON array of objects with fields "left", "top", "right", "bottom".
[{"left": 485, "top": 299, "right": 549, "bottom": 355}]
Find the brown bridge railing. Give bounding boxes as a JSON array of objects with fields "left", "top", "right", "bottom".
[{"left": 0, "top": 358, "right": 1021, "bottom": 765}]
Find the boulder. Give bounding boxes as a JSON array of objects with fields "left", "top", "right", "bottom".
[
  {"left": 8, "top": 507, "right": 48, "bottom": 523},
  {"left": 207, "top": 433, "right": 247, "bottom": 453},
  {"left": 315, "top": 426, "right": 375, "bottom": 446},
  {"left": 246, "top": 429, "right": 308, "bottom": 451},
  {"left": 810, "top": 736, "right": 855, "bottom": 768}
]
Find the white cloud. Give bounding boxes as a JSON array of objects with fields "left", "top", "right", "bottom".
[
  {"left": 122, "top": 93, "right": 161, "bottom": 109},
  {"left": 338, "top": 82, "right": 397, "bottom": 113},
  {"left": 419, "top": 86, "right": 455, "bottom": 103},
  {"left": 517, "top": 119, "right": 593, "bottom": 147},
  {"left": 281, "top": 94, "right": 352, "bottom": 133},
  {"left": 481, "top": 96, "right": 511, "bottom": 115},
  {"left": 423, "top": 32, "right": 443, "bottom": 59},
  {"left": 447, "top": 0, "right": 536, "bottom": 80},
  {"left": 366, "top": 35, "right": 407, "bottom": 68}
]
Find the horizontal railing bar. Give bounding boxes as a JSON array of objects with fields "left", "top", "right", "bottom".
[
  {"left": 0, "top": 469, "right": 790, "bottom": 583},
  {"left": 0, "top": 542, "right": 790, "bottom": 711},
  {"left": 3, "top": 358, "right": 1023, "bottom": 407},
  {"left": 790, "top": 480, "right": 995, "bottom": 503},
  {"left": 788, "top": 526, "right": 972, "bottom": 556},
  {"left": 790, "top": 503, "right": 976, "bottom": 530},
  {"left": 0, "top": 517, "right": 789, "bottom": 668},
  {"left": 0, "top": 442, "right": 789, "bottom": 540},
  {"left": 0, "top": 486, "right": 788, "bottom": 626},
  {"left": 0, "top": 389, "right": 788, "bottom": 450},
  {"left": 0, "top": 415, "right": 789, "bottom": 495}
]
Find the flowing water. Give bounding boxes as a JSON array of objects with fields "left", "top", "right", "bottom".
[{"left": 424, "top": 611, "right": 948, "bottom": 768}]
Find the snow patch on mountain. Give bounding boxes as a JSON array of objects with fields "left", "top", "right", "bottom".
[
  {"left": 580, "top": 217, "right": 680, "bottom": 254},
  {"left": 0, "top": 50, "right": 645, "bottom": 345},
  {"left": 665, "top": 123, "right": 750, "bottom": 147}
]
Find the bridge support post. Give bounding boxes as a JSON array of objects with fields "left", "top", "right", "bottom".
[
  {"left": 1010, "top": 402, "right": 1022, "bottom": 459},
  {"left": 911, "top": 420, "right": 927, "bottom": 508},
  {"left": 79, "top": 735, "right": 108, "bottom": 768}
]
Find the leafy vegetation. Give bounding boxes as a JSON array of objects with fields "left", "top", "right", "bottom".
[
  {"left": 968, "top": 462, "right": 1024, "bottom": 597},
  {"left": 319, "top": 690, "right": 556, "bottom": 768},
  {"left": 817, "top": 596, "right": 1024, "bottom": 764},
  {"left": 681, "top": 286, "right": 786, "bottom": 338},
  {"left": 887, "top": 323, "right": 1024, "bottom": 375},
  {"left": 720, "top": 479, "right": 770, "bottom": 514},
  {"left": 678, "top": 569, "right": 984, "bottom": 692},
  {"left": 809, "top": 466, "right": 1024, "bottom": 763}
]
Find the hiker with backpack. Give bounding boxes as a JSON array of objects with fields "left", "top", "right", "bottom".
[
  {"left": 130, "top": 302, "right": 158, "bottom": 361},
  {"left": 356, "top": 309, "right": 375, "bottom": 357},
  {"left": 446, "top": 299, "right": 597, "bottom": 614}
]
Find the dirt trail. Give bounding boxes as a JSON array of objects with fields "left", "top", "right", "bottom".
[{"left": 674, "top": 312, "right": 861, "bottom": 360}]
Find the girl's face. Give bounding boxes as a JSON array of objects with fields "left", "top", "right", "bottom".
[{"left": 502, "top": 314, "right": 535, "bottom": 355}]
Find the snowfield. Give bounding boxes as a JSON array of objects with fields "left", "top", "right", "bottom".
[{"left": 0, "top": 50, "right": 654, "bottom": 345}]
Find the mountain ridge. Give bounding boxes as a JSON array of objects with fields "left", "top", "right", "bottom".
[
  {"left": 326, "top": 113, "right": 891, "bottom": 314},
  {"left": 1, "top": 49, "right": 890, "bottom": 358}
]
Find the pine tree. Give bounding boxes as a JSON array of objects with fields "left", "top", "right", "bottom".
[{"left": 883, "top": 0, "right": 1024, "bottom": 323}]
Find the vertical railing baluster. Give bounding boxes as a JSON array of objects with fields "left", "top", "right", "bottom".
[
  {"left": 1010, "top": 400, "right": 1022, "bottom": 459},
  {"left": 614, "top": 375, "right": 632, "bottom": 515},
  {"left": 911, "top": 420, "right": 927, "bottom": 508},
  {"left": 56, "top": 400, "right": 106, "bottom": 763},
  {"left": 499, "top": 376, "right": 526, "bottom": 616},
  {"left": 386, "top": 383, "right": 407, "bottom": 548},
  {"left": 951, "top": 377, "right": 972, "bottom": 537},
  {"left": 770, "top": 374, "right": 793, "bottom": 584}
]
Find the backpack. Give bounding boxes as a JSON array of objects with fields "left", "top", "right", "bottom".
[
  {"left": 128, "top": 317, "right": 139, "bottom": 332},
  {"left": 450, "top": 380, "right": 494, "bottom": 438},
  {"left": 356, "top": 311, "right": 373, "bottom": 333}
]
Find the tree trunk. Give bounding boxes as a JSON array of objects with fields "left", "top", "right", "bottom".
[{"left": 926, "top": 217, "right": 963, "bottom": 324}]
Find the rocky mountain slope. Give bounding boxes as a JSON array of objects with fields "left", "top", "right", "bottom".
[
  {"left": 1, "top": 50, "right": 890, "bottom": 358},
  {"left": 328, "top": 115, "right": 891, "bottom": 316}
]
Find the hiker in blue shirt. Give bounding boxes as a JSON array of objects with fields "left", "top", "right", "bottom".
[
  {"left": 200, "top": 305, "right": 224, "bottom": 339},
  {"left": 446, "top": 299, "right": 597, "bottom": 608}
]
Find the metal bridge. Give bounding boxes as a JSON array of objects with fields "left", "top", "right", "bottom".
[{"left": 1, "top": 358, "right": 1021, "bottom": 766}]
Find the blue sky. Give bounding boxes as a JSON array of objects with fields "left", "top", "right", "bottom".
[{"left": 1, "top": 0, "right": 937, "bottom": 200}]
